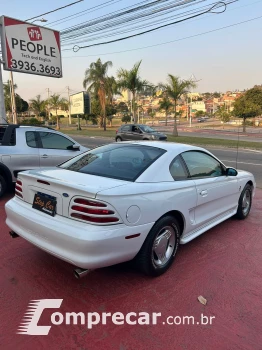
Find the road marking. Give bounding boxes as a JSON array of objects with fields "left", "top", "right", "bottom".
[
  {"left": 222, "top": 160, "right": 262, "bottom": 167},
  {"left": 208, "top": 147, "right": 262, "bottom": 154}
]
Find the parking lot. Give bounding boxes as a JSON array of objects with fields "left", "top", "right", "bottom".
[{"left": 0, "top": 189, "right": 262, "bottom": 349}]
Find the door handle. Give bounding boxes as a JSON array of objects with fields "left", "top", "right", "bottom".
[
  {"left": 41, "top": 154, "right": 48, "bottom": 158},
  {"left": 200, "top": 190, "right": 208, "bottom": 196}
]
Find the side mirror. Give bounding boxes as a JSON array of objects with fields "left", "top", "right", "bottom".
[
  {"left": 226, "top": 167, "right": 238, "bottom": 176},
  {"left": 67, "top": 144, "right": 80, "bottom": 151}
]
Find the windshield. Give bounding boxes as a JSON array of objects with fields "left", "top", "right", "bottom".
[
  {"left": 59, "top": 144, "right": 166, "bottom": 182},
  {"left": 139, "top": 125, "right": 157, "bottom": 133}
]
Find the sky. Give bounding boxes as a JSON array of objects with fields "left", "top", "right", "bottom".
[{"left": 1, "top": 0, "right": 262, "bottom": 101}]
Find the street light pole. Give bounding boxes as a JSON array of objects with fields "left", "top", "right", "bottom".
[
  {"left": 10, "top": 71, "right": 17, "bottom": 124},
  {"left": 0, "top": 61, "right": 7, "bottom": 124}
]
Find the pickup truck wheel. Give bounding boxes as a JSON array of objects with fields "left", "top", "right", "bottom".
[{"left": 0, "top": 175, "right": 7, "bottom": 198}]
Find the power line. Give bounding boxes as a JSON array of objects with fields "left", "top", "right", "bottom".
[
  {"left": 61, "top": 0, "right": 175, "bottom": 36},
  {"left": 61, "top": 0, "right": 226, "bottom": 47},
  {"left": 26, "top": 0, "right": 84, "bottom": 21},
  {"left": 68, "top": 0, "right": 257, "bottom": 46},
  {"left": 61, "top": 0, "right": 207, "bottom": 45},
  {"left": 69, "top": 1, "right": 230, "bottom": 52},
  {"left": 62, "top": 14, "right": 262, "bottom": 58},
  {"left": 45, "top": 0, "right": 124, "bottom": 27}
]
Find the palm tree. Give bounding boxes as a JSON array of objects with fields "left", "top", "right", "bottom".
[
  {"left": 158, "top": 96, "right": 173, "bottom": 126},
  {"left": 83, "top": 58, "right": 112, "bottom": 131},
  {"left": 49, "top": 94, "right": 65, "bottom": 130},
  {"left": 160, "top": 75, "right": 196, "bottom": 136},
  {"left": 117, "top": 60, "right": 150, "bottom": 123},
  {"left": 29, "top": 95, "right": 47, "bottom": 117}
]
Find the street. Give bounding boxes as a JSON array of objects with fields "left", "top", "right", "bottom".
[{"left": 72, "top": 135, "right": 262, "bottom": 188}]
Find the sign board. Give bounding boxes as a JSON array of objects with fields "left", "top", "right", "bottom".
[
  {"left": 70, "top": 92, "right": 91, "bottom": 115},
  {"left": 0, "top": 16, "right": 62, "bottom": 78},
  {"left": 70, "top": 92, "right": 85, "bottom": 115}
]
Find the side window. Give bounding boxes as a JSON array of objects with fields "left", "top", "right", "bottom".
[
  {"left": 26, "top": 131, "right": 38, "bottom": 148},
  {"left": 181, "top": 151, "right": 223, "bottom": 178},
  {"left": 39, "top": 132, "right": 74, "bottom": 150},
  {"left": 169, "top": 156, "right": 189, "bottom": 180},
  {"left": 121, "top": 125, "right": 131, "bottom": 132},
  {"left": 132, "top": 126, "right": 140, "bottom": 133}
]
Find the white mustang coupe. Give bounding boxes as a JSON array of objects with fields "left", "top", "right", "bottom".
[{"left": 5, "top": 142, "right": 255, "bottom": 278}]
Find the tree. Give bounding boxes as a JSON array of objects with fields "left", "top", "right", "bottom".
[
  {"left": 233, "top": 96, "right": 260, "bottom": 132},
  {"left": 106, "top": 105, "right": 117, "bottom": 127},
  {"left": 117, "top": 102, "right": 128, "bottom": 115},
  {"left": 160, "top": 75, "right": 196, "bottom": 136},
  {"left": 158, "top": 96, "right": 173, "bottom": 126},
  {"left": 83, "top": 58, "right": 112, "bottom": 131},
  {"left": 122, "top": 115, "right": 131, "bottom": 123},
  {"left": 3, "top": 81, "right": 28, "bottom": 116},
  {"left": 195, "top": 110, "right": 205, "bottom": 117},
  {"left": 147, "top": 107, "right": 156, "bottom": 123},
  {"left": 29, "top": 95, "right": 47, "bottom": 117},
  {"left": 244, "top": 86, "right": 262, "bottom": 109},
  {"left": 216, "top": 105, "right": 230, "bottom": 128},
  {"left": 49, "top": 94, "right": 66, "bottom": 130},
  {"left": 117, "top": 60, "right": 150, "bottom": 123}
]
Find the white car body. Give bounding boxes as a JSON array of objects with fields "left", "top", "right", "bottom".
[{"left": 5, "top": 142, "right": 255, "bottom": 271}]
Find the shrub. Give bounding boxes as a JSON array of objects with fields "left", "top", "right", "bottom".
[
  {"left": 19, "top": 118, "right": 44, "bottom": 126},
  {"left": 122, "top": 115, "right": 131, "bottom": 123}
]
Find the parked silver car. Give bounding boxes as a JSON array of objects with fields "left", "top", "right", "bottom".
[
  {"left": 0, "top": 124, "right": 88, "bottom": 197},
  {"left": 115, "top": 124, "right": 167, "bottom": 142}
]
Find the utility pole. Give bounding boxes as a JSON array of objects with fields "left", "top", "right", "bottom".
[
  {"left": 0, "top": 60, "right": 7, "bottom": 124},
  {"left": 66, "top": 86, "right": 72, "bottom": 124},
  {"left": 46, "top": 88, "right": 50, "bottom": 119},
  {"left": 10, "top": 71, "right": 17, "bottom": 124}
]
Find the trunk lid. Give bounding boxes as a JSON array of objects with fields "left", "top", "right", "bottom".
[{"left": 18, "top": 168, "right": 127, "bottom": 217}]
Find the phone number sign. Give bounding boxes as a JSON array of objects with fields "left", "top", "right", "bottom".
[{"left": 0, "top": 16, "right": 62, "bottom": 78}]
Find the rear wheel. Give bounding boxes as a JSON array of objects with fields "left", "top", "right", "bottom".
[
  {"left": 135, "top": 215, "right": 180, "bottom": 276},
  {"left": 235, "top": 184, "right": 252, "bottom": 220},
  {"left": 116, "top": 136, "right": 122, "bottom": 142},
  {"left": 0, "top": 175, "right": 7, "bottom": 198}
]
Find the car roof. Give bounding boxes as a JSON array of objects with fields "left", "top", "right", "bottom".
[{"left": 115, "top": 140, "right": 207, "bottom": 153}]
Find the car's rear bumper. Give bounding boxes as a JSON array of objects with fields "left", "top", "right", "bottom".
[{"left": 5, "top": 197, "right": 154, "bottom": 269}]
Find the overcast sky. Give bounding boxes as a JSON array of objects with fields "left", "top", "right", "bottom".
[{"left": 1, "top": 0, "right": 262, "bottom": 101}]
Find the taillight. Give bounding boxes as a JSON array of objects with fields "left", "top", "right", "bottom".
[
  {"left": 116, "top": 130, "right": 118, "bottom": 134},
  {"left": 70, "top": 198, "right": 120, "bottom": 225},
  {"left": 15, "top": 180, "right": 23, "bottom": 199}
]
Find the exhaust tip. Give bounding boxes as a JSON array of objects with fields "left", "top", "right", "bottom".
[
  {"left": 9, "top": 231, "right": 19, "bottom": 238},
  {"left": 74, "top": 268, "right": 90, "bottom": 279}
]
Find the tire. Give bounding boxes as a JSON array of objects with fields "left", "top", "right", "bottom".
[
  {"left": 116, "top": 136, "right": 122, "bottom": 142},
  {"left": 235, "top": 184, "right": 252, "bottom": 220},
  {"left": 0, "top": 174, "right": 7, "bottom": 198},
  {"left": 135, "top": 215, "right": 180, "bottom": 277}
]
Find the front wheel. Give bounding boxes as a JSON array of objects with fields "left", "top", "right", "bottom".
[
  {"left": 116, "top": 136, "right": 122, "bottom": 142},
  {"left": 235, "top": 184, "right": 252, "bottom": 220},
  {"left": 135, "top": 215, "right": 180, "bottom": 277}
]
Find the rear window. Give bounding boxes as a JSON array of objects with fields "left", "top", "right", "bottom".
[{"left": 60, "top": 144, "right": 166, "bottom": 181}]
